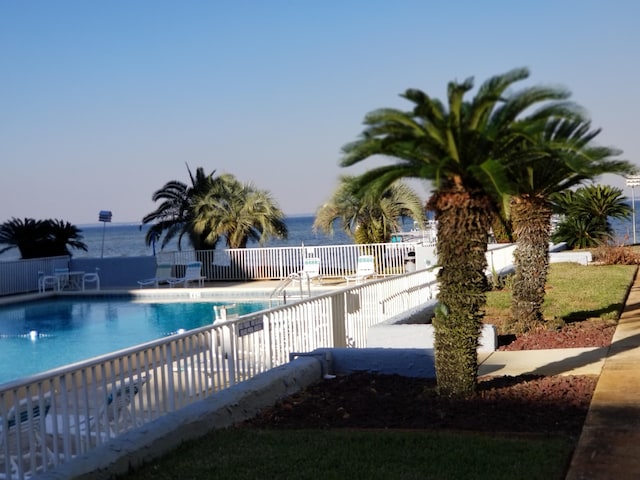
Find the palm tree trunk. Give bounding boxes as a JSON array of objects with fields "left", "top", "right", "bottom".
[
  {"left": 510, "top": 197, "right": 552, "bottom": 334},
  {"left": 429, "top": 187, "right": 492, "bottom": 397}
]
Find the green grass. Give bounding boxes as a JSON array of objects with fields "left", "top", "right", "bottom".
[
  {"left": 486, "top": 263, "right": 636, "bottom": 331},
  {"left": 122, "top": 429, "right": 574, "bottom": 480}
]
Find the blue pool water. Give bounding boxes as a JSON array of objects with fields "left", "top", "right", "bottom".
[{"left": 0, "top": 297, "right": 268, "bottom": 385}]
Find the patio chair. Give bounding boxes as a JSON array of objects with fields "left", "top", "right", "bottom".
[
  {"left": 37, "top": 271, "right": 58, "bottom": 293},
  {"left": 167, "top": 262, "right": 206, "bottom": 288},
  {"left": 93, "top": 374, "right": 151, "bottom": 440},
  {"left": 137, "top": 263, "right": 175, "bottom": 288},
  {"left": 0, "top": 393, "right": 54, "bottom": 479},
  {"left": 54, "top": 268, "right": 70, "bottom": 291},
  {"left": 296, "top": 257, "right": 322, "bottom": 285},
  {"left": 344, "top": 255, "right": 377, "bottom": 285},
  {"left": 82, "top": 268, "right": 100, "bottom": 291}
]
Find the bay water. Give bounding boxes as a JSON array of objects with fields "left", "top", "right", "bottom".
[{"left": 0, "top": 215, "right": 354, "bottom": 262}]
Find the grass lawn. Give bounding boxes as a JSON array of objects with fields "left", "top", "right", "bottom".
[
  {"left": 485, "top": 263, "right": 636, "bottom": 331},
  {"left": 121, "top": 429, "right": 574, "bottom": 480},
  {"left": 120, "top": 263, "right": 637, "bottom": 480}
]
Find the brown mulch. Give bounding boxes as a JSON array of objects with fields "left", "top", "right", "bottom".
[
  {"left": 241, "top": 321, "right": 610, "bottom": 436},
  {"left": 498, "top": 318, "right": 616, "bottom": 351}
]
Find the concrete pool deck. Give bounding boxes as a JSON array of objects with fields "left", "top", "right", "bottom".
[{"left": 0, "top": 278, "right": 347, "bottom": 306}]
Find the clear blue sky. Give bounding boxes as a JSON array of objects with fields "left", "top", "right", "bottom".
[{"left": 1, "top": 1, "right": 638, "bottom": 225}]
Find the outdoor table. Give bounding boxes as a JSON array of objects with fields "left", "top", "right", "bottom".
[{"left": 56, "top": 271, "right": 85, "bottom": 291}]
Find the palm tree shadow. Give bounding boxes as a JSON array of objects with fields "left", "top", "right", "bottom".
[
  {"left": 563, "top": 302, "right": 624, "bottom": 323},
  {"left": 481, "top": 332, "right": 640, "bottom": 387}
]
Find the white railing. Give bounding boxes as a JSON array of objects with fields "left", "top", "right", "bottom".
[
  {"left": 0, "top": 269, "right": 437, "bottom": 478},
  {"left": 0, "top": 242, "right": 438, "bottom": 295},
  {"left": 158, "top": 242, "right": 436, "bottom": 281},
  {"left": 0, "top": 257, "right": 70, "bottom": 297}
]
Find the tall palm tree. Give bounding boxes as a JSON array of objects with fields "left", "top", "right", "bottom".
[
  {"left": 507, "top": 119, "right": 634, "bottom": 334},
  {"left": 142, "top": 164, "right": 221, "bottom": 250},
  {"left": 313, "top": 175, "right": 425, "bottom": 244},
  {"left": 190, "top": 174, "right": 288, "bottom": 249},
  {"left": 340, "top": 67, "right": 578, "bottom": 397},
  {"left": 0, "top": 218, "right": 87, "bottom": 259}
]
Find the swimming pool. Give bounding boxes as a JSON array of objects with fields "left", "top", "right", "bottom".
[{"left": 0, "top": 296, "right": 269, "bottom": 385}]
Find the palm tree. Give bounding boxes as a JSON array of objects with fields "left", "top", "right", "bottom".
[
  {"left": 190, "top": 174, "right": 288, "bottom": 249},
  {"left": 0, "top": 218, "right": 87, "bottom": 259},
  {"left": 340, "top": 67, "right": 579, "bottom": 397},
  {"left": 551, "top": 185, "right": 631, "bottom": 248},
  {"left": 507, "top": 119, "right": 634, "bottom": 334},
  {"left": 45, "top": 219, "right": 89, "bottom": 257},
  {"left": 313, "top": 175, "right": 425, "bottom": 244},
  {"left": 552, "top": 215, "right": 610, "bottom": 249},
  {"left": 142, "top": 164, "right": 220, "bottom": 250}
]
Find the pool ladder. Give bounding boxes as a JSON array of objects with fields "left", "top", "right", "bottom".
[{"left": 269, "top": 273, "right": 311, "bottom": 307}]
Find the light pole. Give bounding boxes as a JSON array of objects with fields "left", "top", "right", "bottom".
[
  {"left": 625, "top": 177, "right": 640, "bottom": 244},
  {"left": 98, "top": 210, "right": 112, "bottom": 258}
]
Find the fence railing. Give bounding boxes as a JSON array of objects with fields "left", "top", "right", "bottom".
[
  {"left": 158, "top": 242, "right": 438, "bottom": 281},
  {"left": 0, "top": 269, "right": 437, "bottom": 478},
  {"left": 0, "top": 242, "right": 439, "bottom": 295}
]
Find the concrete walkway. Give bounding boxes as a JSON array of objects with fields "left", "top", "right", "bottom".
[{"left": 563, "top": 269, "right": 640, "bottom": 480}]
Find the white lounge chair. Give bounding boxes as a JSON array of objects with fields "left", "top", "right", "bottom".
[
  {"left": 289, "top": 256, "right": 322, "bottom": 289},
  {"left": 344, "top": 255, "right": 377, "bottom": 284},
  {"left": 168, "top": 261, "right": 206, "bottom": 288},
  {"left": 298, "top": 257, "right": 322, "bottom": 284},
  {"left": 92, "top": 374, "right": 151, "bottom": 440},
  {"left": 0, "top": 394, "right": 55, "bottom": 479},
  {"left": 137, "top": 263, "right": 175, "bottom": 288}
]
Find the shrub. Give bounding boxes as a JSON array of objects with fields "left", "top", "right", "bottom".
[{"left": 592, "top": 244, "right": 640, "bottom": 265}]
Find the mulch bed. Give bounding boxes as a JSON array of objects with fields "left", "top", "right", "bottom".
[{"left": 241, "top": 321, "right": 610, "bottom": 436}]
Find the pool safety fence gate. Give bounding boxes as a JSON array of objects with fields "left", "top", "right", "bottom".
[{"left": 0, "top": 269, "right": 437, "bottom": 478}]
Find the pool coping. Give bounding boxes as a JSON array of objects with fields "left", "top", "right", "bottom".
[{"left": 0, "top": 280, "right": 343, "bottom": 306}]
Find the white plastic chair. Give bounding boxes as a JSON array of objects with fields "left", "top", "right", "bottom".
[
  {"left": 344, "top": 255, "right": 377, "bottom": 285},
  {"left": 37, "top": 271, "right": 58, "bottom": 293},
  {"left": 297, "top": 257, "right": 322, "bottom": 284},
  {"left": 53, "top": 268, "right": 70, "bottom": 291},
  {"left": 137, "top": 263, "right": 175, "bottom": 288},
  {"left": 167, "top": 262, "right": 205, "bottom": 288},
  {"left": 91, "top": 374, "right": 151, "bottom": 441},
  {"left": 82, "top": 268, "right": 100, "bottom": 291},
  {"left": 0, "top": 394, "right": 54, "bottom": 479}
]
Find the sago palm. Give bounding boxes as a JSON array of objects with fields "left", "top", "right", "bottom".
[
  {"left": 341, "top": 67, "right": 571, "bottom": 396},
  {"left": 507, "top": 118, "right": 634, "bottom": 334},
  {"left": 0, "top": 217, "right": 87, "bottom": 259},
  {"left": 551, "top": 185, "right": 631, "bottom": 248}
]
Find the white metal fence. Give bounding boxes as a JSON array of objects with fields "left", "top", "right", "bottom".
[
  {"left": 0, "top": 242, "right": 438, "bottom": 296},
  {"left": 158, "top": 242, "right": 437, "bottom": 281},
  {"left": 0, "top": 269, "right": 438, "bottom": 479}
]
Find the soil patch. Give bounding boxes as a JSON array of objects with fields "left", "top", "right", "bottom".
[
  {"left": 241, "top": 321, "right": 606, "bottom": 436},
  {"left": 498, "top": 319, "right": 616, "bottom": 350}
]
